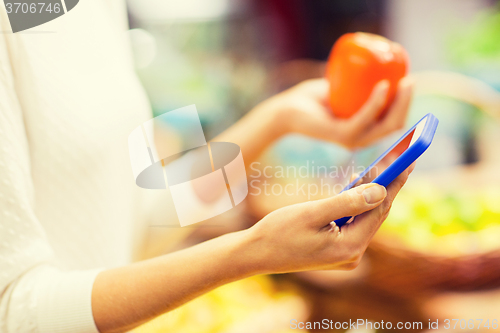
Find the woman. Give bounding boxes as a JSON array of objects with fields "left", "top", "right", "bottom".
[{"left": 0, "top": 1, "right": 413, "bottom": 332}]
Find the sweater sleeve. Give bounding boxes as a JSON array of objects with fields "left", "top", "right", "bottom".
[{"left": 0, "top": 16, "right": 101, "bottom": 333}]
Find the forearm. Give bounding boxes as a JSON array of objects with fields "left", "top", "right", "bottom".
[
  {"left": 91, "top": 164, "right": 410, "bottom": 333},
  {"left": 92, "top": 229, "right": 262, "bottom": 333},
  {"left": 212, "top": 102, "right": 285, "bottom": 168}
]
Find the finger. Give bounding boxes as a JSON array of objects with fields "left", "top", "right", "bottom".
[
  {"left": 382, "top": 166, "right": 411, "bottom": 209},
  {"left": 349, "top": 173, "right": 360, "bottom": 183},
  {"left": 355, "top": 77, "right": 414, "bottom": 147},
  {"left": 408, "top": 161, "right": 416, "bottom": 173},
  {"left": 382, "top": 161, "right": 415, "bottom": 197},
  {"left": 348, "top": 80, "right": 390, "bottom": 133},
  {"left": 351, "top": 173, "right": 366, "bottom": 187},
  {"left": 294, "top": 98, "right": 346, "bottom": 142},
  {"left": 306, "top": 183, "right": 387, "bottom": 228},
  {"left": 380, "top": 76, "right": 414, "bottom": 130},
  {"left": 343, "top": 165, "right": 412, "bottom": 241},
  {"left": 294, "top": 79, "right": 390, "bottom": 145}
]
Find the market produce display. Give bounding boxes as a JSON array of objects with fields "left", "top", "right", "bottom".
[
  {"left": 377, "top": 180, "right": 500, "bottom": 256},
  {"left": 133, "top": 276, "right": 306, "bottom": 333},
  {"left": 326, "top": 32, "right": 409, "bottom": 119}
]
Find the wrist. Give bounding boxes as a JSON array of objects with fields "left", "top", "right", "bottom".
[
  {"left": 251, "top": 98, "right": 290, "bottom": 141},
  {"left": 227, "top": 228, "right": 270, "bottom": 277}
]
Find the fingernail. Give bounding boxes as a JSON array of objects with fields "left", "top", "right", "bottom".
[{"left": 362, "top": 185, "right": 387, "bottom": 204}]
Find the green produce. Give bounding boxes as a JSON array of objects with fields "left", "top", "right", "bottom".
[{"left": 379, "top": 181, "right": 500, "bottom": 255}]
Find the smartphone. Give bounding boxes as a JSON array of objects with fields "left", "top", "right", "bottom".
[{"left": 334, "top": 113, "right": 439, "bottom": 227}]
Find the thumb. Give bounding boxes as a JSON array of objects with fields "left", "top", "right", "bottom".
[
  {"left": 296, "top": 78, "right": 330, "bottom": 102},
  {"left": 307, "top": 183, "right": 387, "bottom": 228}
]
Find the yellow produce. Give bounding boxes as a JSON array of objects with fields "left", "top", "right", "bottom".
[
  {"left": 379, "top": 180, "right": 500, "bottom": 255},
  {"left": 133, "top": 275, "right": 307, "bottom": 333}
]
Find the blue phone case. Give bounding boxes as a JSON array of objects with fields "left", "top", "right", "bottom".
[{"left": 334, "top": 113, "right": 439, "bottom": 227}]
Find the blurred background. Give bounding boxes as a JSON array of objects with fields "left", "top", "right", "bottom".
[{"left": 126, "top": 0, "right": 500, "bottom": 332}]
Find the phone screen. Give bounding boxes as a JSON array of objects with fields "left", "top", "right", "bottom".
[{"left": 345, "top": 117, "right": 427, "bottom": 190}]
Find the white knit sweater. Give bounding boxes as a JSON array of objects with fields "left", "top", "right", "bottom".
[{"left": 0, "top": 1, "right": 156, "bottom": 332}]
